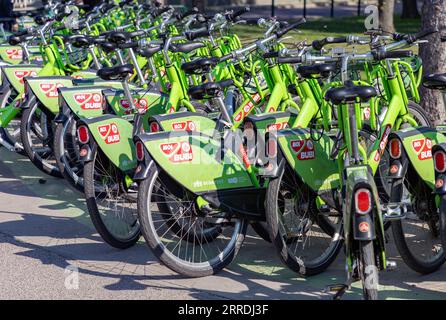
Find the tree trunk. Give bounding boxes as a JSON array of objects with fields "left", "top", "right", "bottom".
[
  {"left": 419, "top": 0, "right": 446, "bottom": 125},
  {"left": 378, "top": 0, "right": 395, "bottom": 32},
  {"left": 401, "top": 0, "right": 420, "bottom": 18}
]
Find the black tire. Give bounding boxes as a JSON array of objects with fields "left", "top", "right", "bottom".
[
  {"left": 250, "top": 222, "right": 271, "bottom": 242},
  {"left": 83, "top": 143, "right": 141, "bottom": 249},
  {"left": 407, "top": 100, "right": 433, "bottom": 127},
  {"left": 265, "top": 163, "right": 343, "bottom": 276},
  {"left": 391, "top": 164, "right": 445, "bottom": 274},
  {"left": 20, "top": 100, "right": 61, "bottom": 177},
  {"left": 358, "top": 240, "right": 379, "bottom": 300},
  {"left": 440, "top": 197, "right": 446, "bottom": 260},
  {"left": 137, "top": 163, "right": 247, "bottom": 277},
  {"left": 54, "top": 116, "right": 85, "bottom": 192},
  {"left": 371, "top": 101, "right": 432, "bottom": 204}
]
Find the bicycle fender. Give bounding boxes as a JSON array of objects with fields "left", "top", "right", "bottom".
[{"left": 79, "top": 114, "right": 137, "bottom": 172}]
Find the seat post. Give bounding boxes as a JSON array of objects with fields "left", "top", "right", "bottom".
[
  {"left": 347, "top": 102, "right": 360, "bottom": 164},
  {"left": 128, "top": 47, "right": 146, "bottom": 85},
  {"left": 121, "top": 76, "right": 136, "bottom": 111},
  {"left": 212, "top": 94, "right": 232, "bottom": 124}
]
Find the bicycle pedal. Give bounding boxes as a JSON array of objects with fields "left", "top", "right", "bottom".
[
  {"left": 319, "top": 204, "right": 331, "bottom": 213},
  {"left": 383, "top": 204, "right": 407, "bottom": 221},
  {"left": 386, "top": 260, "right": 397, "bottom": 271},
  {"left": 323, "top": 284, "right": 347, "bottom": 293}
]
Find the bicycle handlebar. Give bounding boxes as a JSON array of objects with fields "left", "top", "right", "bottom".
[
  {"left": 225, "top": 7, "right": 250, "bottom": 22},
  {"left": 312, "top": 36, "right": 347, "bottom": 50},
  {"left": 274, "top": 18, "right": 306, "bottom": 38}
]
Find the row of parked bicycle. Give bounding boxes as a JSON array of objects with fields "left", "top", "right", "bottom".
[{"left": 1, "top": 0, "right": 446, "bottom": 300}]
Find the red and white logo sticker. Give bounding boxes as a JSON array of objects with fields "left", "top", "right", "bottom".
[
  {"left": 267, "top": 122, "right": 288, "bottom": 132},
  {"left": 98, "top": 123, "right": 120, "bottom": 144},
  {"left": 412, "top": 138, "right": 432, "bottom": 160},
  {"left": 234, "top": 93, "right": 261, "bottom": 123},
  {"left": 171, "top": 120, "right": 196, "bottom": 131},
  {"left": 359, "top": 221, "right": 370, "bottom": 233},
  {"left": 14, "top": 70, "right": 37, "bottom": 84},
  {"left": 39, "top": 83, "right": 64, "bottom": 98},
  {"left": 6, "top": 48, "right": 22, "bottom": 60},
  {"left": 290, "top": 139, "right": 315, "bottom": 160},
  {"left": 160, "top": 141, "right": 193, "bottom": 163},
  {"left": 374, "top": 124, "right": 392, "bottom": 162},
  {"left": 120, "top": 98, "right": 149, "bottom": 113},
  {"left": 74, "top": 93, "right": 103, "bottom": 110}
]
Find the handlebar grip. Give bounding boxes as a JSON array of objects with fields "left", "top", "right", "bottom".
[
  {"left": 219, "top": 53, "right": 233, "bottom": 62},
  {"left": 407, "top": 27, "right": 438, "bottom": 43},
  {"left": 225, "top": 7, "right": 250, "bottom": 22},
  {"left": 118, "top": 0, "right": 132, "bottom": 8},
  {"left": 312, "top": 36, "right": 347, "bottom": 51},
  {"left": 119, "top": 42, "right": 139, "bottom": 49},
  {"left": 185, "top": 29, "right": 210, "bottom": 41},
  {"left": 100, "top": 4, "right": 115, "bottom": 13},
  {"left": 13, "top": 30, "right": 29, "bottom": 37},
  {"left": 34, "top": 15, "right": 53, "bottom": 25},
  {"left": 219, "top": 79, "right": 235, "bottom": 88},
  {"left": 129, "top": 30, "right": 146, "bottom": 38},
  {"left": 153, "top": 6, "right": 171, "bottom": 17},
  {"left": 275, "top": 18, "right": 306, "bottom": 39},
  {"left": 176, "top": 7, "right": 199, "bottom": 21},
  {"left": 277, "top": 56, "right": 302, "bottom": 64},
  {"left": 373, "top": 50, "right": 413, "bottom": 60},
  {"left": 262, "top": 51, "right": 279, "bottom": 58}
]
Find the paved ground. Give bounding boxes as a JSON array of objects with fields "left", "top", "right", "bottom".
[{"left": 0, "top": 147, "right": 445, "bottom": 300}]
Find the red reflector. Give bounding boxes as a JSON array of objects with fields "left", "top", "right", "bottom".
[
  {"left": 355, "top": 188, "right": 372, "bottom": 214},
  {"left": 389, "top": 139, "right": 401, "bottom": 159},
  {"left": 135, "top": 141, "right": 145, "bottom": 161},
  {"left": 77, "top": 126, "right": 89, "bottom": 144},
  {"left": 434, "top": 151, "right": 446, "bottom": 173},
  {"left": 267, "top": 138, "right": 277, "bottom": 158},
  {"left": 150, "top": 122, "right": 159, "bottom": 132}
]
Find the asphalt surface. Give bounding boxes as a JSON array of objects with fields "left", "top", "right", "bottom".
[{"left": 0, "top": 147, "right": 445, "bottom": 300}]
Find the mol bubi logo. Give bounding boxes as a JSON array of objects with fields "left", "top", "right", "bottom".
[
  {"left": 74, "top": 93, "right": 103, "bottom": 110},
  {"left": 5, "top": 48, "right": 22, "bottom": 60},
  {"left": 14, "top": 70, "right": 37, "bottom": 84},
  {"left": 412, "top": 138, "right": 432, "bottom": 160},
  {"left": 171, "top": 120, "right": 196, "bottom": 131},
  {"left": 290, "top": 139, "right": 315, "bottom": 160},
  {"left": 160, "top": 141, "right": 193, "bottom": 163},
  {"left": 39, "top": 83, "right": 65, "bottom": 98},
  {"left": 98, "top": 122, "right": 120, "bottom": 144}
]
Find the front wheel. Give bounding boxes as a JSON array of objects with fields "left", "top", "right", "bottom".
[
  {"left": 54, "top": 116, "right": 85, "bottom": 192},
  {"left": 137, "top": 163, "right": 247, "bottom": 277},
  {"left": 358, "top": 240, "right": 379, "bottom": 300},
  {"left": 20, "top": 100, "right": 61, "bottom": 177}
]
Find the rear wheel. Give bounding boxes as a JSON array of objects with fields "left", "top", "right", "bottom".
[
  {"left": 137, "top": 163, "right": 247, "bottom": 277},
  {"left": 83, "top": 143, "right": 141, "bottom": 249},
  {"left": 54, "top": 115, "right": 85, "bottom": 192},
  {"left": 20, "top": 100, "right": 61, "bottom": 177}
]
